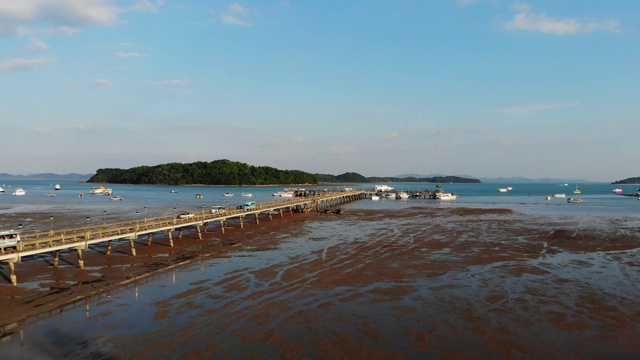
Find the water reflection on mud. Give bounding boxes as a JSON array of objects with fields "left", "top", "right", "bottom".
[{"left": 2, "top": 207, "right": 640, "bottom": 359}]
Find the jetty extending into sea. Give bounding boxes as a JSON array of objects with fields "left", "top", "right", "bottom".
[{"left": 0, "top": 189, "right": 369, "bottom": 286}]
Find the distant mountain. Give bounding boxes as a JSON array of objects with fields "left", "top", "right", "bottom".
[
  {"left": 396, "top": 174, "right": 602, "bottom": 184},
  {"left": 0, "top": 173, "right": 93, "bottom": 181},
  {"left": 611, "top": 177, "right": 640, "bottom": 185}
]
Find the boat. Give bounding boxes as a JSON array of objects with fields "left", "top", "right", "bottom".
[
  {"left": 47, "top": 193, "right": 56, "bottom": 197},
  {"left": 12, "top": 188, "right": 26, "bottom": 196},
  {"left": 612, "top": 188, "right": 623, "bottom": 194},
  {"left": 435, "top": 192, "right": 457, "bottom": 200},
  {"left": 0, "top": 186, "right": 4, "bottom": 193},
  {"left": 242, "top": 193, "right": 253, "bottom": 197},
  {"left": 371, "top": 195, "right": 380, "bottom": 200},
  {"left": 54, "top": 184, "right": 61, "bottom": 191},
  {"left": 507, "top": 187, "right": 513, "bottom": 191},
  {"left": 104, "top": 189, "right": 113, "bottom": 196},
  {"left": 196, "top": 193, "right": 203, "bottom": 199},
  {"left": 545, "top": 196, "right": 552, "bottom": 200},
  {"left": 0, "top": 230, "right": 21, "bottom": 248},
  {"left": 397, "top": 191, "right": 409, "bottom": 199},
  {"left": 552, "top": 193, "right": 566, "bottom": 198},
  {"left": 89, "top": 186, "right": 107, "bottom": 194},
  {"left": 386, "top": 193, "right": 397, "bottom": 199},
  {"left": 210, "top": 206, "right": 226, "bottom": 214},
  {"left": 223, "top": 192, "right": 234, "bottom": 197},
  {"left": 567, "top": 198, "right": 585, "bottom": 203},
  {"left": 573, "top": 185, "right": 581, "bottom": 194},
  {"left": 272, "top": 190, "right": 294, "bottom": 197},
  {"left": 110, "top": 196, "right": 123, "bottom": 201},
  {"left": 374, "top": 185, "right": 394, "bottom": 192},
  {"left": 169, "top": 189, "right": 178, "bottom": 194},
  {"left": 498, "top": 188, "right": 509, "bottom": 193}
]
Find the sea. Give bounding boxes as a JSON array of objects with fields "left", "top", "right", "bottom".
[
  {"left": 1, "top": 179, "right": 640, "bottom": 358},
  {"left": 1, "top": 180, "right": 639, "bottom": 233}
]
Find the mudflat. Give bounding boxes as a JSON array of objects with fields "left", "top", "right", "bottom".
[{"left": 1, "top": 207, "right": 639, "bottom": 358}]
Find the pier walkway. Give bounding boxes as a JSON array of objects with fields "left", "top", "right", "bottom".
[{"left": 1, "top": 190, "right": 369, "bottom": 286}]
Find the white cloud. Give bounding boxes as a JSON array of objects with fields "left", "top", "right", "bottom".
[
  {"left": 222, "top": 14, "right": 250, "bottom": 27},
  {"left": 490, "top": 102, "right": 579, "bottom": 115},
  {"left": 115, "top": 51, "right": 148, "bottom": 58},
  {"left": 503, "top": 3, "right": 621, "bottom": 35},
  {"left": 42, "top": 25, "right": 80, "bottom": 35},
  {"left": 145, "top": 79, "right": 190, "bottom": 86},
  {"left": 24, "top": 38, "right": 48, "bottom": 52},
  {"left": 93, "top": 78, "right": 112, "bottom": 86},
  {"left": 229, "top": 3, "right": 247, "bottom": 14},
  {"left": 0, "top": 57, "right": 51, "bottom": 72},
  {"left": 0, "top": 0, "right": 161, "bottom": 37}
]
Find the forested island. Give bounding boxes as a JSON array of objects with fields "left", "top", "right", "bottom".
[
  {"left": 87, "top": 160, "right": 480, "bottom": 186},
  {"left": 611, "top": 177, "right": 640, "bottom": 184}
]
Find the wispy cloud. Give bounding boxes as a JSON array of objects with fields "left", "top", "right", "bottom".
[
  {"left": 489, "top": 102, "right": 579, "bottom": 115},
  {"left": 24, "top": 38, "right": 48, "bottom": 52},
  {"left": 115, "top": 51, "right": 148, "bottom": 58},
  {"left": 0, "top": 0, "right": 161, "bottom": 37},
  {"left": 93, "top": 78, "right": 112, "bottom": 86},
  {"left": 384, "top": 132, "right": 399, "bottom": 139},
  {"left": 145, "top": 79, "right": 190, "bottom": 86},
  {"left": 42, "top": 26, "right": 80, "bottom": 35},
  {"left": 503, "top": 3, "right": 621, "bottom": 35},
  {"left": 221, "top": 3, "right": 251, "bottom": 26},
  {"left": 0, "top": 57, "right": 51, "bottom": 72}
]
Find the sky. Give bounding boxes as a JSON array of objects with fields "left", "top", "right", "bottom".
[{"left": 1, "top": 1, "right": 638, "bottom": 181}]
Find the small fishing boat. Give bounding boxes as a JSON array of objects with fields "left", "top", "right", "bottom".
[
  {"left": 54, "top": 184, "right": 61, "bottom": 191},
  {"left": 196, "top": 193, "right": 203, "bottom": 199},
  {"left": 242, "top": 193, "right": 253, "bottom": 197},
  {"left": 612, "top": 188, "right": 623, "bottom": 194},
  {"left": 110, "top": 196, "right": 124, "bottom": 201},
  {"left": 567, "top": 198, "right": 585, "bottom": 203},
  {"left": 12, "top": 188, "right": 26, "bottom": 196},
  {"left": 169, "top": 190, "right": 178, "bottom": 194},
  {"left": 223, "top": 192, "right": 234, "bottom": 197}
]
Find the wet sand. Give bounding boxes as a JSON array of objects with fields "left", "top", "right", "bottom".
[{"left": 1, "top": 207, "right": 640, "bottom": 358}]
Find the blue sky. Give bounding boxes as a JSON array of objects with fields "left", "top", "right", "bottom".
[{"left": 1, "top": 1, "right": 637, "bottom": 181}]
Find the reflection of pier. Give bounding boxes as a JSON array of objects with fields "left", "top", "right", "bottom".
[{"left": 0, "top": 190, "right": 367, "bottom": 286}]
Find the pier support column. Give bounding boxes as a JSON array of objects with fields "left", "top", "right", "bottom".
[
  {"left": 239, "top": 216, "right": 244, "bottom": 229},
  {"left": 168, "top": 230, "right": 174, "bottom": 247},
  {"left": 147, "top": 233, "right": 153, "bottom": 246},
  {"left": 53, "top": 250, "right": 60, "bottom": 268},
  {"left": 76, "top": 248, "right": 84, "bottom": 269},
  {"left": 220, "top": 220, "right": 225, "bottom": 234},
  {"left": 269, "top": 211, "right": 273, "bottom": 221},
  {"left": 178, "top": 228, "right": 184, "bottom": 239},
  {"left": 196, "top": 225, "right": 202, "bottom": 240},
  {"left": 8, "top": 261, "right": 17, "bottom": 286},
  {"left": 129, "top": 239, "right": 137, "bottom": 256},
  {"left": 203, "top": 222, "right": 208, "bottom": 234},
  {"left": 255, "top": 214, "right": 260, "bottom": 225},
  {"left": 106, "top": 240, "right": 112, "bottom": 255}
]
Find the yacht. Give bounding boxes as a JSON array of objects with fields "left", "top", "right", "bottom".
[
  {"left": 89, "top": 186, "right": 107, "bottom": 194},
  {"left": 12, "top": 188, "right": 26, "bottom": 196}
]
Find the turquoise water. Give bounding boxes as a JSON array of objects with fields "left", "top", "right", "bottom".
[{"left": 1, "top": 179, "right": 638, "bottom": 233}]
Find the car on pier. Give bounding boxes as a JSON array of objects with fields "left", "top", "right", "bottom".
[{"left": 177, "top": 211, "right": 195, "bottom": 219}]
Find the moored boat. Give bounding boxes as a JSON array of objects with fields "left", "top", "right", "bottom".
[
  {"left": 552, "top": 193, "right": 566, "bottom": 198},
  {"left": 89, "top": 186, "right": 107, "bottom": 194},
  {"left": 374, "top": 185, "right": 394, "bottom": 192},
  {"left": 242, "top": 193, "right": 253, "bottom": 197},
  {"left": 612, "top": 188, "right": 623, "bottom": 194},
  {"left": 567, "top": 198, "right": 585, "bottom": 203},
  {"left": 371, "top": 195, "right": 380, "bottom": 201},
  {"left": 110, "top": 196, "right": 124, "bottom": 201},
  {"left": 223, "top": 192, "right": 234, "bottom": 197},
  {"left": 0, "top": 186, "right": 4, "bottom": 193},
  {"left": 397, "top": 191, "right": 409, "bottom": 199},
  {"left": 12, "top": 188, "right": 26, "bottom": 196},
  {"left": 54, "top": 184, "right": 61, "bottom": 191},
  {"left": 272, "top": 190, "right": 294, "bottom": 197}
]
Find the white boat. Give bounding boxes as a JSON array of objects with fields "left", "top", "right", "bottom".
[
  {"left": 196, "top": 193, "right": 203, "bottom": 199},
  {"left": 0, "top": 230, "right": 21, "bottom": 248},
  {"left": 54, "top": 184, "right": 60, "bottom": 190},
  {"left": 397, "top": 191, "right": 409, "bottom": 199},
  {"left": 498, "top": 188, "right": 509, "bottom": 193},
  {"left": 210, "top": 206, "right": 226, "bottom": 214},
  {"left": 435, "top": 192, "right": 457, "bottom": 200},
  {"left": 386, "top": 193, "right": 397, "bottom": 199},
  {"left": 272, "top": 190, "right": 294, "bottom": 197},
  {"left": 374, "top": 185, "right": 394, "bottom": 192},
  {"left": 89, "top": 186, "right": 107, "bottom": 194},
  {"left": 47, "top": 193, "right": 56, "bottom": 197},
  {"left": 104, "top": 189, "right": 113, "bottom": 196},
  {"left": 612, "top": 188, "right": 623, "bottom": 194},
  {"left": 0, "top": 186, "right": 4, "bottom": 193},
  {"left": 371, "top": 195, "right": 380, "bottom": 200},
  {"left": 507, "top": 187, "right": 513, "bottom": 191},
  {"left": 110, "top": 196, "right": 123, "bottom": 201},
  {"left": 567, "top": 198, "right": 585, "bottom": 203},
  {"left": 169, "top": 189, "right": 178, "bottom": 193},
  {"left": 545, "top": 196, "right": 552, "bottom": 200},
  {"left": 12, "top": 188, "right": 26, "bottom": 196},
  {"left": 242, "top": 193, "right": 253, "bottom": 197},
  {"left": 552, "top": 193, "right": 566, "bottom": 198},
  {"left": 223, "top": 192, "right": 234, "bottom": 197}
]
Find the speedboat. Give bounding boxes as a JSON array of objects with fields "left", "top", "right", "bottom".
[
  {"left": 12, "top": 188, "right": 26, "bottom": 196},
  {"left": 223, "top": 192, "right": 234, "bottom": 197},
  {"left": 435, "top": 192, "right": 457, "bottom": 200},
  {"left": 552, "top": 193, "right": 566, "bottom": 198},
  {"left": 242, "top": 193, "right": 253, "bottom": 197},
  {"left": 0, "top": 186, "right": 4, "bottom": 193},
  {"left": 545, "top": 195, "right": 552, "bottom": 200},
  {"left": 110, "top": 196, "right": 123, "bottom": 201},
  {"left": 169, "top": 189, "right": 178, "bottom": 194},
  {"left": 612, "top": 188, "right": 623, "bottom": 194},
  {"left": 567, "top": 198, "right": 585, "bottom": 203},
  {"left": 397, "top": 192, "right": 409, "bottom": 199},
  {"left": 54, "top": 184, "right": 61, "bottom": 191},
  {"left": 371, "top": 195, "right": 380, "bottom": 200},
  {"left": 498, "top": 188, "right": 509, "bottom": 193}
]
